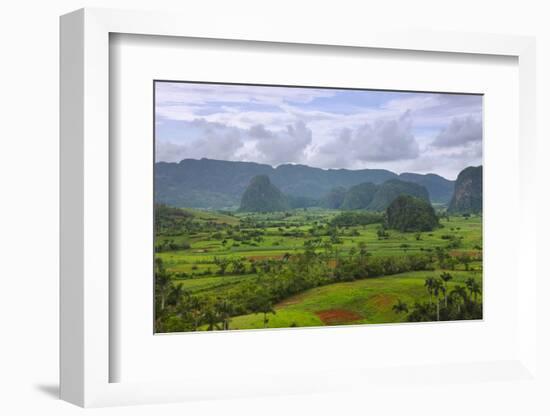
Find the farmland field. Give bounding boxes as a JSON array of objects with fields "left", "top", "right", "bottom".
[{"left": 154, "top": 206, "right": 482, "bottom": 332}]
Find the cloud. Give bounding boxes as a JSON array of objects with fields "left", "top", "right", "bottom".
[
  {"left": 155, "top": 120, "right": 245, "bottom": 162},
  {"left": 155, "top": 118, "right": 313, "bottom": 166},
  {"left": 254, "top": 121, "right": 313, "bottom": 165},
  {"left": 431, "top": 116, "right": 482, "bottom": 148},
  {"left": 154, "top": 82, "right": 483, "bottom": 179},
  {"left": 315, "top": 111, "right": 419, "bottom": 167}
]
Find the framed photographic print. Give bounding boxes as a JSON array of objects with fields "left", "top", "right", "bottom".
[
  {"left": 60, "top": 8, "right": 538, "bottom": 408},
  {"left": 153, "top": 81, "right": 483, "bottom": 333}
]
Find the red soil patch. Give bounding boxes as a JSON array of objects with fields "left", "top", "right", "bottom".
[{"left": 315, "top": 309, "right": 362, "bottom": 325}]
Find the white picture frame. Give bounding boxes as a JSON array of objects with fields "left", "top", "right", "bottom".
[{"left": 60, "top": 7, "right": 538, "bottom": 408}]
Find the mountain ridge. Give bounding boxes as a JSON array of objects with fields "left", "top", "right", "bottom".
[{"left": 155, "top": 158, "right": 456, "bottom": 209}]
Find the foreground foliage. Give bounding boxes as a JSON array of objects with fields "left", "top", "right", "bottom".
[{"left": 154, "top": 205, "right": 482, "bottom": 332}]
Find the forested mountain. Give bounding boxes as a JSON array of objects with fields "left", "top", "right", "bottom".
[
  {"left": 447, "top": 166, "right": 483, "bottom": 214},
  {"left": 339, "top": 179, "right": 430, "bottom": 211},
  {"left": 239, "top": 175, "right": 289, "bottom": 212},
  {"left": 322, "top": 187, "right": 348, "bottom": 209},
  {"left": 398, "top": 172, "right": 454, "bottom": 205},
  {"left": 155, "top": 158, "right": 454, "bottom": 209},
  {"left": 341, "top": 182, "right": 378, "bottom": 210},
  {"left": 368, "top": 179, "right": 430, "bottom": 211},
  {"left": 386, "top": 195, "right": 440, "bottom": 232}
]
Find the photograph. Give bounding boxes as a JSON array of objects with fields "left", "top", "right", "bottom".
[{"left": 154, "top": 81, "right": 483, "bottom": 333}]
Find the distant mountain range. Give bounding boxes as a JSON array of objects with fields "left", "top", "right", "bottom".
[{"left": 155, "top": 158, "right": 456, "bottom": 209}]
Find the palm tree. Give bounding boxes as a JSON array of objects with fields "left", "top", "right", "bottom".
[
  {"left": 188, "top": 296, "right": 205, "bottom": 330},
  {"left": 458, "top": 253, "right": 472, "bottom": 271},
  {"left": 251, "top": 285, "right": 275, "bottom": 328},
  {"left": 440, "top": 272, "right": 453, "bottom": 307},
  {"left": 215, "top": 297, "right": 234, "bottom": 330},
  {"left": 155, "top": 258, "right": 172, "bottom": 311},
  {"left": 424, "top": 277, "right": 437, "bottom": 305},
  {"left": 450, "top": 285, "right": 468, "bottom": 315},
  {"left": 166, "top": 283, "right": 184, "bottom": 308},
  {"left": 392, "top": 299, "right": 409, "bottom": 315},
  {"left": 432, "top": 279, "right": 444, "bottom": 321},
  {"left": 203, "top": 304, "right": 221, "bottom": 331},
  {"left": 471, "top": 281, "right": 482, "bottom": 303},
  {"left": 465, "top": 278, "right": 481, "bottom": 303}
]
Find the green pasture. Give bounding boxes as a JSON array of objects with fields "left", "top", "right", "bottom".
[
  {"left": 157, "top": 212, "right": 482, "bottom": 276},
  {"left": 227, "top": 269, "right": 482, "bottom": 330}
]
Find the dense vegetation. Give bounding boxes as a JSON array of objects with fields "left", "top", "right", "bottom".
[
  {"left": 154, "top": 204, "right": 482, "bottom": 332},
  {"left": 153, "top": 161, "right": 482, "bottom": 332},
  {"left": 386, "top": 195, "right": 440, "bottom": 232}
]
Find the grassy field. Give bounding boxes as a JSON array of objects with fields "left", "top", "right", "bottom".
[
  {"left": 229, "top": 270, "right": 481, "bottom": 329},
  {"left": 157, "top": 212, "right": 481, "bottom": 271},
  {"left": 155, "top": 207, "right": 482, "bottom": 331}
]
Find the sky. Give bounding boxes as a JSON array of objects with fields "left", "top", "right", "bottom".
[{"left": 155, "top": 82, "right": 483, "bottom": 180}]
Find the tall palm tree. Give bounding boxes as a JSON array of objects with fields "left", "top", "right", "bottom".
[
  {"left": 155, "top": 259, "right": 172, "bottom": 312},
  {"left": 440, "top": 272, "right": 453, "bottom": 307},
  {"left": 432, "top": 279, "right": 444, "bottom": 321},
  {"left": 204, "top": 303, "right": 221, "bottom": 331},
  {"left": 424, "top": 277, "right": 437, "bottom": 305},
  {"left": 450, "top": 285, "right": 468, "bottom": 315},
  {"left": 470, "top": 281, "right": 482, "bottom": 303},
  {"left": 465, "top": 278, "right": 481, "bottom": 302},
  {"left": 188, "top": 296, "right": 205, "bottom": 330},
  {"left": 166, "top": 283, "right": 184, "bottom": 310},
  {"left": 215, "top": 297, "right": 234, "bottom": 330}
]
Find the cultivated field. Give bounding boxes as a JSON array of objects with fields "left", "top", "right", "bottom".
[{"left": 154, "top": 207, "right": 482, "bottom": 331}]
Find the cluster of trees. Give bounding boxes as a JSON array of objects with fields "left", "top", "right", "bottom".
[
  {"left": 330, "top": 211, "right": 384, "bottom": 227},
  {"left": 212, "top": 256, "right": 251, "bottom": 275},
  {"left": 392, "top": 273, "right": 482, "bottom": 322},
  {"left": 155, "top": 203, "right": 232, "bottom": 237},
  {"left": 431, "top": 246, "right": 481, "bottom": 271},
  {"left": 155, "top": 257, "right": 278, "bottom": 332},
  {"left": 155, "top": 238, "right": 191, "bottom": 252}
]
